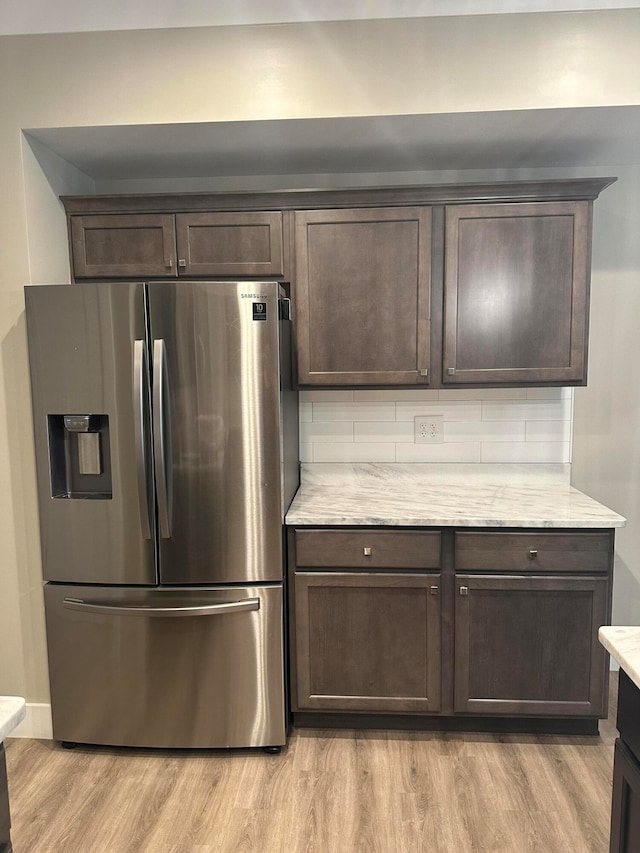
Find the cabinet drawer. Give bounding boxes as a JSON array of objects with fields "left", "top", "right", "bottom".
[
  {"left": 455, "top": 531, "right": 611, "bottom": 573},
  {"left": 295, "top": 529, "right": 441, "bottom": 570}
]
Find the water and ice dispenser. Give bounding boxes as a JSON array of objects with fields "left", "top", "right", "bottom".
[{"left": 48, "top": 414, "right": 112, "bottom": 499}]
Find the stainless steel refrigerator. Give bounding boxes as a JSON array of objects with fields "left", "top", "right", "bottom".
[{"left": 25, "top": 281, "right": 298, "bottom": 749}]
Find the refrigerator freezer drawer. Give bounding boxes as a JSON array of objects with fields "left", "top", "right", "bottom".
[{"left": 44, "top": 584, "right": 286, "bottom": 749}]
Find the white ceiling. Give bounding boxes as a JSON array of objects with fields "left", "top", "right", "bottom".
[
  {"left": 24, "top": 107, "right": 640, "bottom": 182},
  {"left": 2, "top": 0, "right": 640, "bottom": 36}
]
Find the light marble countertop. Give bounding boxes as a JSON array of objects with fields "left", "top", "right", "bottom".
[
  {"left": 0, "top": 696, "right": 26, "bottom": 743},
  {"left": 286, "top": 478, "right": 626, "bottom": 528},
  {"left": 599, "top": 627, "right": 640, "bottom": 690}
]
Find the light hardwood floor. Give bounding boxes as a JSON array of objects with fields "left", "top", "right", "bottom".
[{"left": 5, "top": 677, "right": 618, "bottom": 853}]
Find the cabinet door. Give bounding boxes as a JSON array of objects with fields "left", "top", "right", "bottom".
[
  {"left": 295, "top": 207, "right": 431, "bottom": 385},
  {"left": 454, "top": 574, "right": 608, "bottom": 716},
  {"left": 443, "top": 201, "right": 590, "bottom": 384},
  {"left": 611, "top": 739, "right": 640, "bottom": 853},
  {"left": 70, "top": 214, "right": 177, "bottom": 279},
  {"left": 0, "top": 744, "right": 10, "bottom": 849},
  {"left": 175, "top": 212, "right": 284, "bottom": 277},
  {"left": 294, "top": 572, "right": 441, "bottom": 712}
]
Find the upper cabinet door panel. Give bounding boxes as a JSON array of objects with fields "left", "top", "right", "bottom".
[
  {"left": 71, "top": 214, "right": 177, "bottom": 279},
  {"left": 295, "top": 207, "right": 431, "bottom": 386},
  {"left": 443, "top": 201, "right": 590, "bottom": 385},
  {"left": 175, "top": 212, "right": 284, "bottom": 277}
]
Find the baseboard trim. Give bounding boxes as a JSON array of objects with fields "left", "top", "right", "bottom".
[{"left": 10, "top": 704, "right": 52, "bottom": 740}]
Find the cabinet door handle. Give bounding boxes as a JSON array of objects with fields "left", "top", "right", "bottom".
[
  {"left": 447, "top": 367, "right": 455, "bottom": 375},
  {"left": 419, "top": 369, "right": 429, "bottom": 377},
  {"left": 363, "top": 547, "right": 372, "bottom": 556},
  {"left": 430, "top": 585, "right": 439, "bottom": 596},
  {"left": 459, "top": 586, "right": 469, "bottom": 596},
  {"left": 178, "top": 258, "right": 187, "bottom": 269},
  {"left": 164, "top": 258, "right": 173, "bottom": 268},
  {"left": 528, "top": 549, "right": 538, "bottom": 559}
]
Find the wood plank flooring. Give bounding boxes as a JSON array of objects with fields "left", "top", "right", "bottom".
[{"left": 5, "top": 676, "right": 618, "bottom": 853}]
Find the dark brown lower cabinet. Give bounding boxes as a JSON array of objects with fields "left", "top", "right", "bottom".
[
  {"left": 293, "top": 572, "right": 441, "bottom": 713},
  {"left": 611, "top": 740, "right": 640, "bottom": 853},
  {"left": 454, "top": 574, "right": 609, "bottom": 716},
  {"left": 610, "top": 669, "right": 640, "bottom": 852},
  {"left": 289, "top": 526, "right": 614, "bottom": 729},
  {"left": 0, "top": 744, "right": 11, "bottom": 853}
]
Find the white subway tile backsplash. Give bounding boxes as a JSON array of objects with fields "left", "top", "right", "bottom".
[
  {"left": 313, "top": 443, "right": 396, "bottom": 463},
  {"left": 397, "top": 442, "right": 481, "bottom": 463},
  {"left": 482, "top": 400, "right": 568, "bottom": 421},
  {"left": 299, "top": 401, "right": 313, "bottom": 423},
  {"left": 353, "top": 389, "right": 440, "bottom": 402},
  {"left": 438, "top": 388, "right": 527, "bottom": 401},
  {"left": 481, "top": 442, "right": 570, "bottom": 464},
  {"left": 298, "top": 388, "right": 574, "bottom": 468},
  {"left": 313, "top": 402, "right": 396, "bottom": 421},
  {"left": 301, "top": 422, "right": 354, "bottom": 443},
  {"left": 300, "top": 390, "right": 354, "bottom": 402},
  {"left": 445, "top": 421, "right": 526, "bottom": 443},
  {"left": 396, "top": 401, "right": 482, "bottom": 422},
  {"left": 354, "top": 421, "right": 414, "bottom": 443},
  {"left": 525, "top": 420, "right": 572, "bottom": 442},
  {"left": 299, "top": 443, "right": 313, "bottom": 463},
  {"left": 526, "top": 387, "right": 572, "bottom": 400}
]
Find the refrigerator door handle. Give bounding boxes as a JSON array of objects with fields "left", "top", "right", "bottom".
[
  {"left": 152, "top": 339, "right": 172, "bottom": 538},
  {"left": 133, "top": 340, "right": 152, "bottom": 539},
  {"left": 62, "top": 597, "right": 260, "bottom": 617}
]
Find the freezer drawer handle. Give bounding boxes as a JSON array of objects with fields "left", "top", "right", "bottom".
[
  {"left": 62, "top": 597, "right": 260, "bottom": 617},
  {"left": 153, "top": 339, "right": 173, "bottom": 538},
  {"left": 133, "top": 340, "right": 152, "bottom": 539}
]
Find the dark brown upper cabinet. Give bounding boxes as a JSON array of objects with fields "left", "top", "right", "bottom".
[
  {"left": 70, "top": 211, "right": 284, "bottom": 280},
  {"left": 62, "top": 179, "right": 614, "bottom": 387},
  {"left": 443, "top": 201, "right": 590, "bottom": 385},
  {"left": 294, "top": 207, "right": 432, "bottom": 386},
  {"left": 175, "top": 211, "right": 284, "bottom": 277},
  {"left": 71, "top": 214, "right": 178, "bottom": 279}
]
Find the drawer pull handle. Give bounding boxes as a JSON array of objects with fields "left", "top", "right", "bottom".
[
  {"left": 528, "top": 549, "right": 538, "bottom": 560},
  {"left": 363, "top": 547, "right": 372, "bottom": 556},
  {"left": 459, "top": 586, "right": 469, "bottom": 596},
  {"left": 430, "top": 586, "right": 439, "bottom": 596}
]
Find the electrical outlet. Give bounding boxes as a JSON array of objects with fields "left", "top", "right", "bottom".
[{"left": 414, "top": 414, "right": 444, "bottom": 444}]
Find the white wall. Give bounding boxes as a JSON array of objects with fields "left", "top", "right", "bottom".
[{"left": 572, "top": 164, "right": 640, "bottom": 625}]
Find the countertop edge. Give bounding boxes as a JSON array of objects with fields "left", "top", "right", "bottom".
[
  {"left": 286, "top": 514, "right": 626, "bottom": 528},
  {"left": 599, "top": 627, "right": 640, "bottom": 690},
  {"left": 0, "top": 697, "right": 26, "bottom": 743}
]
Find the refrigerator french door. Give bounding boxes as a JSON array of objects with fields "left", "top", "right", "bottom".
[{"left": 25, "top": 281, "right": 298, "bottom": 749}]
